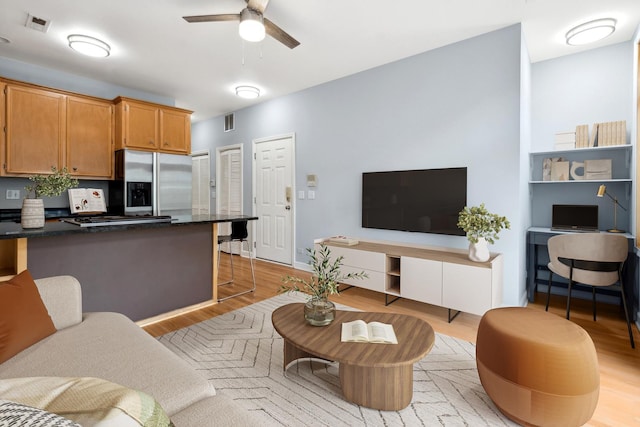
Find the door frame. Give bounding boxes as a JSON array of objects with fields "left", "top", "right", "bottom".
[{"left": 252, "top": 133, "right": 296, "bottom": 266}]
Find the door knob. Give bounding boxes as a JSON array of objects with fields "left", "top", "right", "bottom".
[{"left": 285, "top": 205, "right": 291, "bottom": 210}]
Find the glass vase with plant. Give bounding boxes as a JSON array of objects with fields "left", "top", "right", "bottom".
[{"left": 280, "top": 244, "right": 367, "bottom": 326}]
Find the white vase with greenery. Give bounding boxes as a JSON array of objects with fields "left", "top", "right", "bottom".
[
  {"left": 457, "top": 203, "right": 510, "bottom": 262},
  {"left": 22, "top": 167, "right": 79, "bottom": 229},
  {"left": 280, "top": 244, "right": 367, "bottom": 326}
]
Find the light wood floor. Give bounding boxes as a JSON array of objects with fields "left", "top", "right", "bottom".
[{"left": 144, "top": 256, "right": 640, "bottom": 426}]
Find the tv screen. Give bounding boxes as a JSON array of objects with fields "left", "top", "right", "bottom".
[{"left": 362, "top": 167, "right": 467, "bottom": 236}]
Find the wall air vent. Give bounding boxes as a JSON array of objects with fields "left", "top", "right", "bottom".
[
  {"left": 224, "top": 113, "right": 235, "bottom": 132},
  {"left": 25, "top": 14, "right": 51, "bottom": 33}
]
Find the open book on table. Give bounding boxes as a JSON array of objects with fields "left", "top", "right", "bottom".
[
  {"left": 341, "top": 320, "right": 398, "bottom": 344},
  {"left": 68, "top": 188, "right": 107, "bottom": 214}
]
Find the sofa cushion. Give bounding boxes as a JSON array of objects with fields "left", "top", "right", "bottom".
[
  {"left": 0, "top": 377, "right": 173, "bottom": 427},
  {"left": 0, "top": 270, "right": 56, "bottom": 363},
  {"left": 0, "top": 312, "right": 215, "bottom": 417},
  {"left": 0, "top": 399, "right": 81, "bottom": 426}
]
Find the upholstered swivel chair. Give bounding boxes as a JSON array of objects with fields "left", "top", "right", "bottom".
[
  {"left": 546, "top": 233, "right": 634, "bottom": 348},
  {"left": 217, "top": 220, "right": 256, "bottom": 302}
]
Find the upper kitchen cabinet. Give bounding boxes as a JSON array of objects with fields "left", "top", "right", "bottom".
[
  {"left": 3, "top": 83, "right": 66, "bottom": 175},
  {"left": 114, "top": 97, "right": 192, "bottom": 154},
  {"left": 66, "top": 96, "right": 114, "bottom": 179}
]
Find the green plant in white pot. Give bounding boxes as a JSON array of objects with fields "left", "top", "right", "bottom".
[
  {"left": 22, "top": 167, "right": 79, "bottom": 229},
  {"left": 457, "top": 203, "right": 510, "bottom": 262},
  {"left": 280, "top": 244, "right": 367, "bottom": 326}
]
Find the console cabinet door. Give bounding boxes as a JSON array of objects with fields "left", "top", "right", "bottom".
[
  {"left": 4, "top": 85, "right": 65, "bottom": 175},
  {"left": 442, "top": 263, "right": 492, "bottom": 316},
  {"left": 325, "top": 246, "right": 385, "bottom": 292},
  {"left": 400, "top": 256, "right": 442, "bottom": 305},
  {"left": 66, "top": 96, "right": 114, "bottom": 178}
]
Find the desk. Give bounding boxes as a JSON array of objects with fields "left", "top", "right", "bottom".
[{"left": 526, "top": 227, "right": 637, "bottom": 320}]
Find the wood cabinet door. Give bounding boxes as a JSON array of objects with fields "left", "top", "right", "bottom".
[
  {"left": 5, "top": 85, "right": 65, "bottom": 174},
  {"left": 67, "top": 96, "right": 114, "bottom": 178},
  {"left": 159, "top": 108, "right": 190, "bottom": 153},
  {"left": 123, "top": 101, "right": 158, "bottom": 150}
]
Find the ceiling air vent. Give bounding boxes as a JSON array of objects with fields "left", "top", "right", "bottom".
[
  {"left": 224, "top": 113, "right": 235, "bottom": 132},
  {"left": 25, "top": 14, "right": 51, "bottom": 33}
]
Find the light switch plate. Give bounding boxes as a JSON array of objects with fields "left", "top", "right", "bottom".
[
  {"left": 6, "top": 189, "right": 20, "bottom": 199},
  {"left": 308, "top": 190, "right": 315, "bottom": 200},
  {"left": 298, "top": 191, "right": 305, "bottom": 199}
]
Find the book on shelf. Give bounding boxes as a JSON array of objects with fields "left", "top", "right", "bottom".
[
  {"left": 574, "top": 124, "right": 589, "bottom": 148},
  {"left": 327, "top": 236, "right": 359, "bottom": 246},
  {"left": 589, "top": 123, "right": 599, "bottom": 147},
  {"left": 341, "top": 320, "right": 398, "bottom": 344},
  {"left": 68, "top": 188, "right": 107, "bottom": 214}
]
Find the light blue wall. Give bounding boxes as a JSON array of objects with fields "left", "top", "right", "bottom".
[{"left": 194, "top": 24, "right": 527, "bottom": 306}]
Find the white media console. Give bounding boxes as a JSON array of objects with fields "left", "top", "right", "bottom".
[{"left": 319, "top": 238, "right": 504, "bottom": 321}]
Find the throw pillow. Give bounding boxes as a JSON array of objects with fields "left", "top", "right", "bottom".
[
  {"left": 0, "top": 269, "right": 56, "bottom": 363},
  {"left": 0, "top": 399, "right": 81, "bottom": 426}
]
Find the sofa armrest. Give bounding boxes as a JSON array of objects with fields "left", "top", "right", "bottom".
[{"left": 34, "top": 275, "right": 82, "bottom": 330}]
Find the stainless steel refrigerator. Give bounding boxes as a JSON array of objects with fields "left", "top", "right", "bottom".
[{"left": 110, "top": 149, "right": 192, "bottom": 218}]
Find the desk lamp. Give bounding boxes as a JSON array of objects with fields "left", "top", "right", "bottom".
[{"left": 596, "top": 184, "right": 626, "bottom": 233}]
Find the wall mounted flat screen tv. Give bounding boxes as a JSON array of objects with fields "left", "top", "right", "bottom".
[{"left": 362, "top": 167, "right": 467, "bottom": 236}]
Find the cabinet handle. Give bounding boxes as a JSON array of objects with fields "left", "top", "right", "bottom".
[
  {"left": 72, "top": 167, "right": 78, "bottom": 172},
  {"left": 164, "top": 142, "right": 169, "bottom": 146},
  {"left": 149, "top": 140, "right": 154, "bottom": 145}
]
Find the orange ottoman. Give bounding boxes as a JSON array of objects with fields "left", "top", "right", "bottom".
[{"left": 476, "top": 307, "right": 599, "bottom": 427}]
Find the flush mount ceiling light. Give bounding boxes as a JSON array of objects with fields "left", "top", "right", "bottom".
[
  {"left": 235, "top": 85, "right": 260, "bottom": 99},
  {"left": 238, "top": 8, "right": 265, "bottom": 42},
  {"left": 565, "top": 18, "right": 616, "bottom": 46},
  {"left": 67, "top": 34, "right": 111, "bottom": 57}
]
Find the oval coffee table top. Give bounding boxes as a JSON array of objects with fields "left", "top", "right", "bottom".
[{"left": 272, "top": 303, "right": 435, "bottom": 367}]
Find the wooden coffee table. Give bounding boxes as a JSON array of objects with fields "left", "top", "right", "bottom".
[{"left": 271, "top": 303, "right": 435, "bottom": 411}]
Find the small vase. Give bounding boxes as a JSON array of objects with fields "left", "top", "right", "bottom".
[
  {"left": 304, "top": 298, "right": 336, "bottom": 326},
  {"left": 468, "top": 237, "right": 490, "bottom": 262},
  {"left": 21, "top": 198, "right": 45, "bottom": 229}
]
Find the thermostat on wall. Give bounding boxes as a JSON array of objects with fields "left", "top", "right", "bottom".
[{"left": 307, "top": 174, "right": 317, "bottom": 187}]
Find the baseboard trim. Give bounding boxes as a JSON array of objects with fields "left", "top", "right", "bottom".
[{"left": 135, "top": 299, "right": 216, "bottom": 328}]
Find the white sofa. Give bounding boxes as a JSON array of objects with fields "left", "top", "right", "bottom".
[{"left": 0, "top": 275, "right": 261, "bottom": 426}]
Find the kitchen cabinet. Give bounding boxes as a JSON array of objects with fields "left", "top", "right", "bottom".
[
  {"left": 66, "top": 96, "right": 114, "bottom": 179},
  {"left": 3, "top": 83, "right": 66, "bottom": 175},
  {"left": 114, "top": 97, "right": 191, "bottom": 154}
]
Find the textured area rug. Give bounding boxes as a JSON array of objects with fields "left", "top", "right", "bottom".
[{"left": 159, "top": 293, "right": 516, "bottom": 426}]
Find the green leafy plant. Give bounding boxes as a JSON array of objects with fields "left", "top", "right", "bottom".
[
  {"left": 457, "top": 203, "right": 510, "bottom": 244},
  {"left": 25, "top": 167, "right": 79, "bottom": 198},
  {"left": 280, "top": 244, "right": 367, "bottom": 300}
]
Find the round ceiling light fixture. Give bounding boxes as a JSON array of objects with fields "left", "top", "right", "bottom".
[
  {"left": 235, "top": 85, "right": 261, "bottom": 99},
  {"left": 565, "top": 18, "right": 616, "bottom": 46},
  {"left": 238, "top": 8, "right": 265, "bottom": 42},
  {"left": 67, "top": 34, "right": 111, "bottom": 57}
]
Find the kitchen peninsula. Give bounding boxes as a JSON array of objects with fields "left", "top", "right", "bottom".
[{"left": 0, "top": 214, "right": 257, "bottom": 323}]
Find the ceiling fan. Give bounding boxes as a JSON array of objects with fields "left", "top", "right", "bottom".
[{"left": 183, "top": 0, "right": 300, "bottom": 49}]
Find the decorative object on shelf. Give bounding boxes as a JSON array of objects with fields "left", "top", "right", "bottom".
[
  {"left": 279, "top": 244, "right": 367, "bottom": 326},
  {"left": 584, "top": 159, "right": 612, "bottom": 180},
  {"left": 596, "top": 185, "right": 627, "bottom": 233},
  {"left": 22, "top": 167, "right": 79, "bottom": 229},
  {"left": 593, "top": 120, "right": 626, "bottom": 147},
  {"left": 550, "top": 160, "right": 569, "bottom": 181},
  {"left": 542, "top": 157, "right": 564, "bottom": 181},
  {"left": 570, "top": 161, "right": 585, "bottom": 180},
  {"left": 554, "top": 131, "right": 575, "bottom": 150},
  {"left": 458, "top": 204, "right": 510, "bottom": 262}
]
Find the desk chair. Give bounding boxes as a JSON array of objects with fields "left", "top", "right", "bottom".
[
  {"left": 217, "top": 220, "right": 256, "bottom": 302},
  {"left": 546, "top": 233, "right": 634, "bottom": 348}
]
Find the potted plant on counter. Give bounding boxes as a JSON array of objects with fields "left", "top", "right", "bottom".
[
  {"left": 457, "top": 203, "right": 510, "bottom": 262},
  {"left": 279, "top": 244, "right": 367, "bottom": 326},
  {"left": 22, "top": 167, "right": 79, "bottom": 229}
]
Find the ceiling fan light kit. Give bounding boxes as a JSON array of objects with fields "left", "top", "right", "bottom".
[
  {"left": 236, "top": 85, "right": 260, "bottom": 99},
  {"left": 565, "top": 18, "right": 616, "bottom": 46},
  {"left": 67, "top": 34, "right": 111, "bottom": 57},
  {"left": 239, "top": 8, "right": 266, "bottom": 42}
]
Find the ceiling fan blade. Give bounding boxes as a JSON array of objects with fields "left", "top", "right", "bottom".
[
  {"left": 264, "top": 18, "right": 300, "bottom": 49},
  {"left": 246, "top": 0, "right": 270, "bottom": 13},
  {"left": 183, "top": 14, "right": 240, "bottom": 23}
]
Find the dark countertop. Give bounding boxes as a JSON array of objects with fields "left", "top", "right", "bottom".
[{"left": 0, "top": 214, "right": 258, "bottom": 240}]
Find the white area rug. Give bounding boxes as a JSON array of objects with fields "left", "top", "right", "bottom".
[{"left": 159, "top": 293, "right": 516, "bottom": 426}]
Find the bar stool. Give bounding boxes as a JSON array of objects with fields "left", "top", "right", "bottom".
[{"left": 217, "top": 220, "right": 256, "bottom": 302}]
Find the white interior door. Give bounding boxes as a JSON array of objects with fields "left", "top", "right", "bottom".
[
  {"left": 253, "top": 134, "right": 294, "bottom": 265},
  {"left": 217, "top": 145, "right": 243, "bottom": 249},
  {"left": 191, "top": 152, "right": 210, "bottom": 215}
]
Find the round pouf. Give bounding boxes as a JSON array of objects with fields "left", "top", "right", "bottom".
[{"left": 476, "top": 307, "right": 599, "bottom": 427}]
